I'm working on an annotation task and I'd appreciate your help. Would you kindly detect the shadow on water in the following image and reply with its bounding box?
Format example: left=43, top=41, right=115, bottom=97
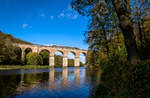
left=0, top=67, right=102, bottom=98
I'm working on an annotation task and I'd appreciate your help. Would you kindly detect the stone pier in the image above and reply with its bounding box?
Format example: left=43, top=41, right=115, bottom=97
left=49, top=52, right=55, bottom=67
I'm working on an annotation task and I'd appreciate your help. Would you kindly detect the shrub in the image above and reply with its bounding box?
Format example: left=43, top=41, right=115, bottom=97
left=92, top=59, right=150, bottom=98
left=26, top=52, right=43, bottom=65
left=39, top=50, right=49, bottom=65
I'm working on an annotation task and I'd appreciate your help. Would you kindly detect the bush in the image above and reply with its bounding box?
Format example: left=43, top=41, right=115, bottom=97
left=26, top=52, right=43, bottom=65
left=0, top=41, right=23, bottom=65
left=39, top=50, right=49, bottom=65
left=68, top=59, right=74, bottom=67
left=92, top=58, right=150, bottom=98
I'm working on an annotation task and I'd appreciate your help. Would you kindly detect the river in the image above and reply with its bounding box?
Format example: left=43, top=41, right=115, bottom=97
left=0, top=67, right=101, bottom=98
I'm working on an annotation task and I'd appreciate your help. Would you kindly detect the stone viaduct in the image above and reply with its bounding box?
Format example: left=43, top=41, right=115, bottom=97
left=15, top=44, right=87, bottom=67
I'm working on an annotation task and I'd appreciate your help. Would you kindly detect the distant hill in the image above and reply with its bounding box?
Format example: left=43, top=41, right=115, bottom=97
left=0, top=30, right=32, bottom=45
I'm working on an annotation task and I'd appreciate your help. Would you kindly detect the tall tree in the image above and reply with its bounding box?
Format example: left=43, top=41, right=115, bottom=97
left=71, top=0, right=150, bottom=64
left=85, top=1, right=119, bottom=57
left=131, top=0, right=150, bottom=46
left=110, top=0, right=139, bottom=64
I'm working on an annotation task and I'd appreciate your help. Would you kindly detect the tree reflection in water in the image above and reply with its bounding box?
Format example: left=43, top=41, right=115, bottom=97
left=0, top=74, right=21, bottom=98
left=0, top=67, right=102, bottom=98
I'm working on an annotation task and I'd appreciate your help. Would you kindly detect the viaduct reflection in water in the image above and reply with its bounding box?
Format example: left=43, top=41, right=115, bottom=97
left=62, top=67, right=68, bottom=86
left=0, top=67, right=101, bottom=97
left=16, top=67, right=81, bottom=91
left=74, top=67, right=80, bottom=85
left=48, top=67, right=81, bottom=88
left=49, top=68, right=55, bottom=88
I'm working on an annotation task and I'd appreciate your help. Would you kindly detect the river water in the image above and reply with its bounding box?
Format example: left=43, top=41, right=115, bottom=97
left=0, top=67, right=101, bottom=98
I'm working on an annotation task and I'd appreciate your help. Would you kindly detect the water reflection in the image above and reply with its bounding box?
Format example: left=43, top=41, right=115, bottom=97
left=49, top=68, right=55, bottom=88
left=0, top=67, right=102, bottom=98
left=62, top=68, right=68, bottom=86
left=74, top=67, right=80, bottom=85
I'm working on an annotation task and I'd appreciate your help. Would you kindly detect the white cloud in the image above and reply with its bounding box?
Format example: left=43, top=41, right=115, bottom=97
left=22, top=24, right=32, bottom=29
left=40, top=13, right=46, bottom=17
left=72, top=14, right=78, bottom=19
left=22, top=24, right=28, bottom=29
left=58, top=4, right=79, bottom=20
left=50, top=16, right=54, bottom=20
left=58, top=12, right=65, bottom=18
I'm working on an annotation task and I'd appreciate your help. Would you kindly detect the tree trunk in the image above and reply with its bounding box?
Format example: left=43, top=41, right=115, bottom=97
left=138, top=21, right=143, bottom=45
left=111, top=0, right=139, bottom=64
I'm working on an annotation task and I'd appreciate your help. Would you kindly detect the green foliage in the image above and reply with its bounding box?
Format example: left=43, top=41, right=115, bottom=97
left=72, top=0, right=150, bottom=64
left=86, top=49, right=101, bottom=67
left=0, top=40, right=22, bottom=65
left=40, top=50, right=49, bottom=65
left=54, top=55, right=63, bottom=67
left=0, top=31, right=33, bottom=65
left=26, top=52, right=43, bottom=65
left=0, top=65, right=50, bottom=70
left=80, top=61, right=84, bottom=66
left=138, top=17, right=150, bottom=59
left=71, top=1, right=150, bottom=97
left=68, top=58, right=84, bottom=66
left=92, top=59, right=150, bottom=98
left=54, top=56, right=84, bottom=67
left=24, top=48, right=32, bottom=64
left=86, top=32, right=127, bottom=68
left=68, top=59, right=74, bottom=66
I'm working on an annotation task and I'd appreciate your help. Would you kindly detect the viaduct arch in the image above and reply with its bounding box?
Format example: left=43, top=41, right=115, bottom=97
left=15, top=44, right=87, bottom=67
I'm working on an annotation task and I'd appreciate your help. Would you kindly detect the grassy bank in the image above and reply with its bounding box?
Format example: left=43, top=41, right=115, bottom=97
left=0, top=65, right=85, bottom=70
left=0, top=65, right=50, bottom=70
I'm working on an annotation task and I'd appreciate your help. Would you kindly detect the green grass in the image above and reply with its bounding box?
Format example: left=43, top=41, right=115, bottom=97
left=0, top=65, right=50, bottom=70
left=0, top=65, right=85, bottom=70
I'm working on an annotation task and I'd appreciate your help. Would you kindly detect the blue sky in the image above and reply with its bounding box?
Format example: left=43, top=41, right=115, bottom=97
left=0, top=0, right=89, bottom=50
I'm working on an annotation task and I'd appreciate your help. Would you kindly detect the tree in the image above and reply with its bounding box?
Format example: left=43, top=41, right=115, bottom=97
left=110, top=0, right=139, bottom=64
left=71, top=0, right=150, bottom=64
left=86, top=48, right=101, bottom=67
left=131, top=0, right=150, bottom=46
left=39, top=50, right=49, bottom=65
left=54, top=55, right=63, bottom=67
left=140, top=16, right=150, bottom=59
left=0, top=40, right=5, bottom=64
left=68, top=59, right=74, bottom=66
left=26, top=52, right=43, bottom=65
left=83, top=1, right=120, bottom=66
left=0, top=39, right=22, bottom=65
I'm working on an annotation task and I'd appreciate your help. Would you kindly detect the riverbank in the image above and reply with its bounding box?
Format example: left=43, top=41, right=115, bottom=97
left=0, top=65, right=85, bottom=70
left=0, top=65, right=51, bottom=70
